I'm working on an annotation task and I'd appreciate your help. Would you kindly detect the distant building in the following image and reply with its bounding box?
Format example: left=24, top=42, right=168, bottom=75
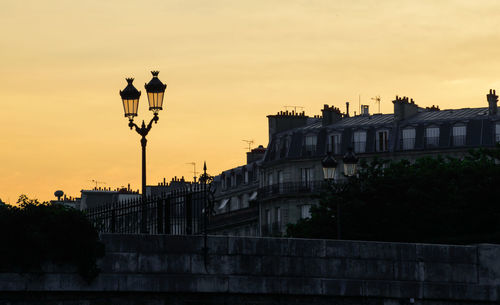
left=80, top=185, right=140, bottom=210
left=208, top=145, right=266, bottom=236
left=211, top=90, right=500, bottom=237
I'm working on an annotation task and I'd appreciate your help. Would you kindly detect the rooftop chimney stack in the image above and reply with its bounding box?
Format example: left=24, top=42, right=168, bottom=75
left=345, top=102, right=350, bottom=117
left=393, top=95, right=419, bottom=121
left=487, top=89, right=498, bottom=115
left=321, top=104, right=343, bottom=126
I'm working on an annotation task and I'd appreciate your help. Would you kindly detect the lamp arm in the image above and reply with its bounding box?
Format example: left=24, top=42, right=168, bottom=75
left=146, top=115, right=158, bottom=131
left=129, top=120, right=140, bottom=131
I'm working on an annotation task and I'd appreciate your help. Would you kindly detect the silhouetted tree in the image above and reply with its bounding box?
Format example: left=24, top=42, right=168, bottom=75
left=287, top=147, right=500, bottom=244
left=0, top=195, right=104, bottom=282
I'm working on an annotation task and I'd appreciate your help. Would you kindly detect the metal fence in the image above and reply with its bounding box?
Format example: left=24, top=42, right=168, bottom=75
left=84, top=185, right=213, bottom=235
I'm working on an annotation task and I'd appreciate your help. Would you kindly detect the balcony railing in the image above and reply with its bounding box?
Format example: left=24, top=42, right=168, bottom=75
left=353, top=141, right=366, bottom=153
left=400, top=138, right=416, bottom=150
left=452, top=135, right=466, bottom=147
left=258, top=181, right=325, bottom=200
left=425, top=136, right=439, bottom=148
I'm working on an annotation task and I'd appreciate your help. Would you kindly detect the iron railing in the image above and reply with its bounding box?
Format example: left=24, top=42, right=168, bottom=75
left=84, top=185, right=213, bottom=234
left=261, top=221, right=282, bottom=237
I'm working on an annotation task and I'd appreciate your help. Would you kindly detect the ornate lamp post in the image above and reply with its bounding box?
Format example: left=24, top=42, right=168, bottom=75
left=321, top=148, right=358, bottom=240
left=119, top=71, right=167, bottom=233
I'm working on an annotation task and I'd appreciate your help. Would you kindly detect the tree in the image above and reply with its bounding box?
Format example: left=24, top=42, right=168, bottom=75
left=287, top=147, right=500, bottom=244
left=0, top=195, right=104, bottom=282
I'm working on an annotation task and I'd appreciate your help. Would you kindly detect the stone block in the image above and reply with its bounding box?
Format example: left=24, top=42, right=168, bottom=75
left=321, top=279, right=363, bottom=296
left=0, top=273, right=27, bottom=291
left=393, top=261, right=420, bottom=281
left=137, top=253, right=166, bottom=273
left=325, top=240, right=360, bottom=258
left=159, top=235, right=204, bottom=254
left=423, top=282, right=451, bottom=300
left=287, top=238, right=325, bottom=257
left=281, top=277, right=323, bottom=295
left=416, top=244, right=476, bottom=264
left=302, top=258, right=329, bottom=277
left=477, top=244, right=500, bottom=285
left=363, top=280, right=422, bottom=299
left=325, top=258, right=345, bottom=278
left=228, top=236, right=287, bottom=256
left=190, top=254, right=232, bottom=275
left=279, top=256, right=305, bottom=277
left=260, top=255, right=282, bottom=276
left=121, top=274, right=161, bottom=291
left=165, top=254, right=191, bottom=274
left=100, top=252, right=138, bottom=273
left=227, top=275, right=281, bottom=294
left=344, top=259, right=393, bottom=280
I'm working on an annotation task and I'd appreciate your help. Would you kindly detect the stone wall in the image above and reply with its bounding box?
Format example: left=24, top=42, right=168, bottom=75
left=2, top=234, right=500, bottom=304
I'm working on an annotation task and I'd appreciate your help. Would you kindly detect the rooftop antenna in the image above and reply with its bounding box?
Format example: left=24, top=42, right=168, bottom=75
left=242, top=139, right=254, bottom=151
left=89, top=179, right=106, bottom=189
left=371, top=95, right=381, bottom=113
left=186, top=162, right=198, bottom=182
left=358, top=94, right=361, bottom=115
left=284, top=105, right=304, bottom=113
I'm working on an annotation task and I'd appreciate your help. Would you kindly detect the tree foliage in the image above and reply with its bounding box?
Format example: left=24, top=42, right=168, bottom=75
left=0, top=195, right=104, bottom=282
left=287, top=147, right=500, bottom=244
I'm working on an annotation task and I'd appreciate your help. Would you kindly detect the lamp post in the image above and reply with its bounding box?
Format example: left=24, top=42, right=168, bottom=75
left=119, top=71, right=167, bottom=233
left=322, top=147, right=358, bottom=239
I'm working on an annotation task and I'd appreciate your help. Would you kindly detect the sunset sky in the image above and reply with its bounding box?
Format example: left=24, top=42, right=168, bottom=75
left=2, top=0, right=500, bottom=203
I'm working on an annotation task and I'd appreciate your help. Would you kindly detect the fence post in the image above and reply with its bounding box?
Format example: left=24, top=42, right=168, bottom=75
left=111, top=206, right=116, bottom=233
left=157, top=197, right=164, bottom=234
left=185, top=192, right=192, bottom=235
left=165, top=197, right=171, bottom=234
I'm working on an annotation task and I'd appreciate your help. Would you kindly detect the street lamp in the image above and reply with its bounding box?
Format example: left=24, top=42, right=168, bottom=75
left=343, top=147, right=359, bottom=177
left=119, top=71, right=167, bottom=233
left=321, top=153, right=338, bottom=180
left=321, top=147, right=358, bottom=240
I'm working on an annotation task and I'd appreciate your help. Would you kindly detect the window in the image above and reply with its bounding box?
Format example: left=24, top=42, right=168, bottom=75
left=231, top=173, right=236, bottom=187
left=266, top=209, right=271, bottom=225
left=244, top=170, right=249, bottom=184
left=301, top=168, right=314, bottom=187
left=452, top=125, right=466, bottom=146
left=268, top=173, right=273, bottom=186
left=278, top=170, right=284, bottom=192
left=280, top=137, right=289, bottom=158
left=305, top=135, right=317, bottom=154
left=376, top=130, right=389, bottom=152
left=221, top=174, right=226, bottom=189
left=275, top=207, right=281, bottom=230
left=425, top=127, right=440, bottom=147
left=496, top=123, right=500, bottom=143
left=301, top=204, right=311, bottom=219
left=402, top=128, right=416, bottom=150
left=328, top=134, right=342, bottom=154
left=353, top=131, right=366, bottom=153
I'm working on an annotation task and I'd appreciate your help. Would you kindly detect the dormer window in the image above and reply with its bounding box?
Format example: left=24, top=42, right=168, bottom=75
left=402, top=128, right=416, bottom=150
left=425, top=127, right=440, bottom=148
left=304, top=134, right=317, bottom=154
left=327, top=133, right=342, bottom=154
left=452, top=125, right=466, bottom=146
left=353, top=131, right=366, bottom=153
left=280, top=137, right=290, bottom=158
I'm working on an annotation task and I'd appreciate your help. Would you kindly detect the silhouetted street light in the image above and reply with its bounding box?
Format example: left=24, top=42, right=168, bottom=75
left=119, top=71, right=167, bottom=233
left=321, top=147, right=358, bottom=240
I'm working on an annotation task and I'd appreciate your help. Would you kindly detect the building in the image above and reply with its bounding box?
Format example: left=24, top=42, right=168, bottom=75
left=80, top=185, right=141, bottom=210
left=258, top=90, right=500, bottom=236
left=208, top=145, right=266, bottom=236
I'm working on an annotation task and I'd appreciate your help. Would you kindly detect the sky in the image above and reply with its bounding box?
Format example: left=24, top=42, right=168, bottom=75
left=1, top=0, right=500, bottom=203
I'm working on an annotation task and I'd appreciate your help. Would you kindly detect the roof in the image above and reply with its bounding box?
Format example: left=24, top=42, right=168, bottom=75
left=406, top=107, right=490, bottom=123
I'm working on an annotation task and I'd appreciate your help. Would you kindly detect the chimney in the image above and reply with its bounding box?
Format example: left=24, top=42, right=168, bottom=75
left=345, top=102, right=350, bottom=117
left=361, top=105, right=369, bottom=116
left=487, top=89, right=498, bottom=115
left=321, top=104, right=343, bottom=126
left=267, top=110, right=309, bottom=142
left=393, top=96, right=419, bottom=121
left=247, top=145, right=267, bottom=164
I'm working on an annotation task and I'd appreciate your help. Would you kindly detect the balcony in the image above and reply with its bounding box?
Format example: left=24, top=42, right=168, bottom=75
left=452, top=135, right=466, bottom=147
left=400, top=138, right=416, bottom=150
left=353, top=141, right=366, bottom=153
left=258, top=181, right=325, bottom=201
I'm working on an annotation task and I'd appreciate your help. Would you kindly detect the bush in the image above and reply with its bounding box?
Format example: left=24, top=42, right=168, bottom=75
left=0, top=195, right=105, bottom=282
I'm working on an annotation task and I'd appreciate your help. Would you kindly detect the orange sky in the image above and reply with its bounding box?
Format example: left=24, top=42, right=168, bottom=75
left=2, top=0, right=500, bottom=203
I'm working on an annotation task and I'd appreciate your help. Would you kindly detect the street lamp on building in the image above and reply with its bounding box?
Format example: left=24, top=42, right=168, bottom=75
left=321, top=153, right=338, bottom=181
left=119, top=71, right=167, bottom=233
